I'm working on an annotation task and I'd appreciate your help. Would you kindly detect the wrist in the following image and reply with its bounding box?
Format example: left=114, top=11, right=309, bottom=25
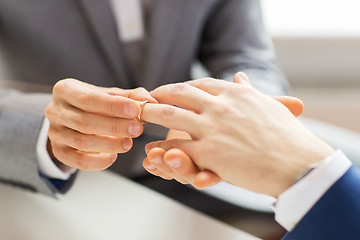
left=272, top=136, right=335, bottom=198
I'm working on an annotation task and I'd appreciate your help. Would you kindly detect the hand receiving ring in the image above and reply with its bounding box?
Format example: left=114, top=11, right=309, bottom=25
left=137, top=100, right=149, bottom=124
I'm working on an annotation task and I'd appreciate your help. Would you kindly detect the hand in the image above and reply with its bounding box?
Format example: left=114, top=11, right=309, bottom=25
left=143, top=74, right=305, bottom=189
left=139, top=73, right=334, bottom=197
left=142, top=129, right=221, bottom=189
left=45, top=79, right=157, bottom=171
left=142, top=73, right=304, bottom=189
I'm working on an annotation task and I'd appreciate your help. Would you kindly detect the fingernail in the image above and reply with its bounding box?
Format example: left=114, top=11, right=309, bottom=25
left=124, top=103, right=138, bottom=117
left=167, top=158, right=182, bottom=169
left=128, top=124, right=142, bottom=137
left=146, top=164, right=157, bottom=170
left=112, top=153, right=118, bottom=162
left=150, top=156, right=163, bottom=165
left=145, top=144, right=152, bottom=153
left=239, top=72, right=249, bottom=81
left=124, top=138, right=132, bottom=150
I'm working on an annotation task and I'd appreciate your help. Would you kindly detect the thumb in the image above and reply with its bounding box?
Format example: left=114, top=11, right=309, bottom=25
left=274, top=96, right=304, bottom=117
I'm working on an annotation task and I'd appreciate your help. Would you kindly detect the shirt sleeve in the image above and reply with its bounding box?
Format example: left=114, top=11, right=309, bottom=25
left=36, top=118, right=77, bottom=180
left=272, top=150, right=352, bottom=231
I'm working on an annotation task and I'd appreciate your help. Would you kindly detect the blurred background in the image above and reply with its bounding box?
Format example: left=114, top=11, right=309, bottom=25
left=262, top=0, right=360, bottom=133
left=1, top=0, right=359, bottom=133
left=0, top=1, right=358, bottom=240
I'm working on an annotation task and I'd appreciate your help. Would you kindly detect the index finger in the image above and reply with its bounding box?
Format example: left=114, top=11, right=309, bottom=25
left=53, top=79, right=140, bottom=118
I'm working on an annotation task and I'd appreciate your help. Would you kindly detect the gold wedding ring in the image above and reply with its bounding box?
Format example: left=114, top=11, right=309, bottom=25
left=137, top=100, right=149, bottom=124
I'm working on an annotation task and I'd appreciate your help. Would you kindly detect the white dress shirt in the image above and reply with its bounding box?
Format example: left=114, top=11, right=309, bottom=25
left=273, top=150, right=352, bottom=231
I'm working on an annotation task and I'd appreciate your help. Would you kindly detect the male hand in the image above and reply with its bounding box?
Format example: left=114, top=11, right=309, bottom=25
left=138, top=73, right=333, bottom=197
left=45, top=79, right=157, bottom=171
left=142, top=73, right=304, bottom=189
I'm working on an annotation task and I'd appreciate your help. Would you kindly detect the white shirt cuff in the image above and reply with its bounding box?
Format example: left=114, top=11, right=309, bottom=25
left=272, top=150, right=352, bottom=231
left=36, top=118, right=76, bottom=180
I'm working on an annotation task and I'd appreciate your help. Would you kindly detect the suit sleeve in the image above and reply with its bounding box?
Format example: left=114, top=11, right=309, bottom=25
left=199, top=0, right=289, bottom=96
left=283, top=165, right=360, bottom=240
left=0, top=88, right=58, bottom=196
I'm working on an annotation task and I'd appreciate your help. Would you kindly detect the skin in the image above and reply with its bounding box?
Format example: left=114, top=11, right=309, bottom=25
left=45, top=78, right=157, bottom=171
left=142, top=73, right=305, bottom=189
left=139, top=73, right=335, bottom=197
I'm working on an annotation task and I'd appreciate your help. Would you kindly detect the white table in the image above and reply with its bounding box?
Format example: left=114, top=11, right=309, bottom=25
left=0, top=171, right=259, bottom=240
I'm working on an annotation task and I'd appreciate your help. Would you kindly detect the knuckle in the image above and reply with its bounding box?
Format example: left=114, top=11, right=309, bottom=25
left=53, top=79, right=67, bottom=94
left=50, top=143, right=65, bottom=162
left=47, top=125, right=57, bottom=140
left=44, top=104, right=53, bottom=119
left=74, top=116, right=90, bottom=133
left=45, top=102, right=61, bottom=122
left=209, top=101, right=232, bottom=115
left=110, top=122, right=122, bottom=136
left=78, top=91, right=92, bottom=108
left=226, top=84, right=251, bottom=97
left=172, top=83, right=187, bottom=95
left=53, top=78, right=76, bottom=95
left=194, top=77, right=215, bottom=88
left=202, top=97, right=217, bottom=108
left=138, top=87, right=151, bottom=98
left=201, top=77, right=216, bottom=82
left=160, top=106, right=175, bottom=121
left=73, top=134, right=88, bottom=150
left=47, top=127, right=66, bottom=147
left=106, top=97, right=118, bottom=115
left=135, top=87, right=147, bottom=93
left=201, top=119, right=218, bottom=133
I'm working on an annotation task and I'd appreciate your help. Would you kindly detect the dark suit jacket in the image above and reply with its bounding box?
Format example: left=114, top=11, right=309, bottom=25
left=0, top=0, right=287, bottom=195
left=283, top=165, right=360, bottom=240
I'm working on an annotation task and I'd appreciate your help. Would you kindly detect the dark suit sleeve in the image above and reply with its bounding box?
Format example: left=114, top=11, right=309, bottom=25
left=199, top=0, right=289, bottom=96
left=283, top=165, right=360, bottom=240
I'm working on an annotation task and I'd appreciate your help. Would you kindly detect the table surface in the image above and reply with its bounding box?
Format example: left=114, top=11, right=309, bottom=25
left=0, top=171, right=259, bottom=240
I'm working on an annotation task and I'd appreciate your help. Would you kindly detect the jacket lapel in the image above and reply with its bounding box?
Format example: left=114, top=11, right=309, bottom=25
left=76, top=0, right=131, bottom=88
left=142, top=0, right=187, bottom=90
